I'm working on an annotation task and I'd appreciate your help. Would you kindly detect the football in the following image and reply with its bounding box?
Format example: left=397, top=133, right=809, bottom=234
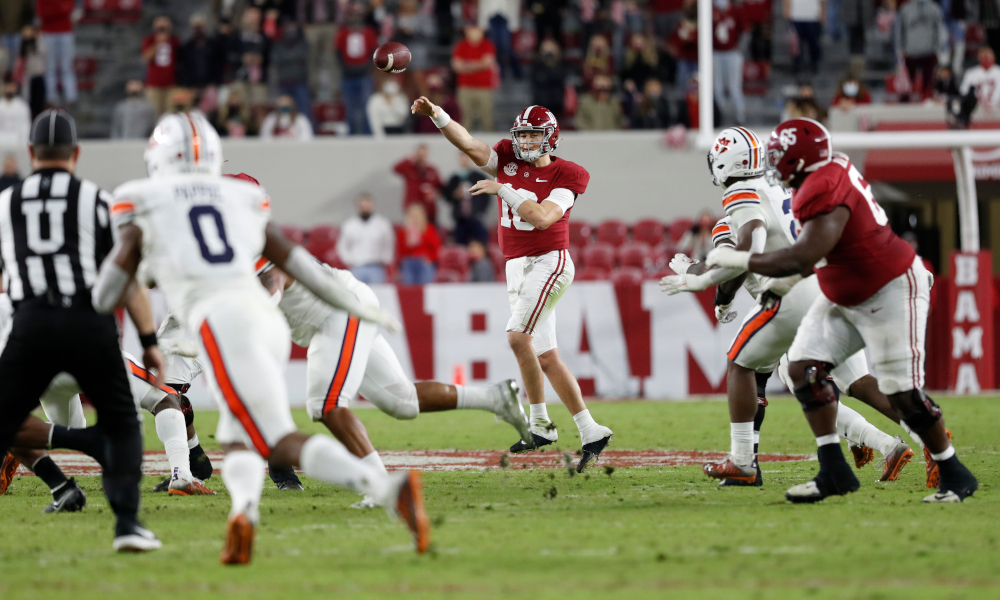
left=373, top=42, right=411, bottom=73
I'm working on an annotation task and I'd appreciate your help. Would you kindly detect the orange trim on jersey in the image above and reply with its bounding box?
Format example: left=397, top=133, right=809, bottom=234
left=722, top=192, right=760, bottom=208
left=323, top=316, right=361, bottom=415
left=185, top=114, right=201, bottom=162
left=111, top=202, right=135, bottom=215
left=261, top=197, right=271, bottom=210
left=199, top=321, right=271, bottom=458
left=726, top=299, right=781, bottom=362
left=126, top=359, right=175, bottom=395
left=712, top=225, right=731, bottom=236
left=255, top=257, right=270, bottom=272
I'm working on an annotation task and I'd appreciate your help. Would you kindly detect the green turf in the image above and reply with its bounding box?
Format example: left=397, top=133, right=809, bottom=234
left=2, top=396, right=998, bottom=600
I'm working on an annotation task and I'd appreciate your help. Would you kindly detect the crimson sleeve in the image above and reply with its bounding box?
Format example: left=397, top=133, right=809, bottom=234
left=557, top=163, right=590, bottom=196
left=791, top=172, right=837, bottom=223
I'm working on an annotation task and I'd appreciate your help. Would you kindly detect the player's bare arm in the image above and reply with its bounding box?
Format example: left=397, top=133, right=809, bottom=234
left=707, top=207, right=850, bottom=277
left=469, top=179, right=565, bottom=230
left=122, top=281, right=166, bottom=386
left=92, top=222, right=144, bottom=312
left=261, top=223, right=400, bottom=331
left=660, top=220, right=764, bottom=295
left=411, top=96, right=492, bottom=166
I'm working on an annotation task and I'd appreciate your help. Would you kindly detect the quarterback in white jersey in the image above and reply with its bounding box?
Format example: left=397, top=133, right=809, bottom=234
left=660, top=128, right=914, bottom=486
left=91, top=112, right=430, bottom=564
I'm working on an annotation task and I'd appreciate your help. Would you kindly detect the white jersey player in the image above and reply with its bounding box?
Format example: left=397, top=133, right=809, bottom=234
left=661, top=127, right=914, bottom=486
left=91, top=112, right=430, bottom=564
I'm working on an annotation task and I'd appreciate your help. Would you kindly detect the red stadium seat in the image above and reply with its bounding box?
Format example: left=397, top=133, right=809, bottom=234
left=609, top=267, right=644, bottom=286
left=280, top=225, right=305, bottom=245
left=569, top=221, right=593, bottom=247
left=567, top=244, right=583, bottom=268
left=306, top=225, right=339, bottom=257
left=320, top=247, right=348, bottom=270
left=575, top=266, right=610, bottom=281
left=632, top=219, right=666, bottom=247
left=669, top=218, right=693, bottom=243
left=617, top=242, right=652, bottom=270
left=581, top=243, right=615, bottom=271
left=596, top=219, right=629, bottom=247
left=438, top=245, right=471, bottom=274
left=435, top=268, right=467, bottom=283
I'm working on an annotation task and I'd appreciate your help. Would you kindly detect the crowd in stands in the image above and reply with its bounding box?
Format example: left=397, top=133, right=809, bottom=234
left=0, top=0, right=998, bottom=140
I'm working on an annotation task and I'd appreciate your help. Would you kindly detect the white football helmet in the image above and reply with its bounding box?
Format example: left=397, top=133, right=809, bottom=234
left=144, top=111, right=222, bottom=178
left=706, top=127, right=766, bottom=187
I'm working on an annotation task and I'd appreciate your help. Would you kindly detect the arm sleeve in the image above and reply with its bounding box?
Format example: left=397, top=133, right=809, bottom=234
left=544, top=188, right=575, bottom=215
left=479, top=149, right=499, bottom=178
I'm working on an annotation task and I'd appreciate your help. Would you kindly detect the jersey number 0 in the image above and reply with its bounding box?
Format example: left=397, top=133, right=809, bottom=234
left=189, top=206, right=234, bottom=263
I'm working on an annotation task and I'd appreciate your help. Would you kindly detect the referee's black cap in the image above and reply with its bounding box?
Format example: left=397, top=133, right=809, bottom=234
left=30, top=109, right=78, bottom=148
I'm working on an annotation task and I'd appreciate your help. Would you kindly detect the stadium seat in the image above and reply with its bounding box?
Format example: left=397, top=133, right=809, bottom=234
left=320, top=247, right=347, bottom=270
left=575, top=266, right=610, bottom=281
left=596, top=219, right=629, bottom=247
left=669, top=218, right=693, bottom=243
left=568, top=244, right=583, bottom=267
left=632, top=219, right=665, bottom=247
left=609, top=267, right=644, bottom=286
left=280, top=225, right=305, bottom=245
left=435, top=268, right=467, bottom=283
left=306, top=225, right=338, bottom=257
left=313, top=102, right=347, bottom=136
left=617, top=242, right=652, bottom=270
left=581, top=243, right=615, bottom=271
left=569, top=221, right=593, bottom=247
left=438, top=245, right=471, bottom=274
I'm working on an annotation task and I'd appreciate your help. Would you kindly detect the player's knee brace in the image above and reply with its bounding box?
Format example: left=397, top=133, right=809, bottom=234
left=792, top=362, right=838, bottom=412
left=893, top=389, right=941, bottom=434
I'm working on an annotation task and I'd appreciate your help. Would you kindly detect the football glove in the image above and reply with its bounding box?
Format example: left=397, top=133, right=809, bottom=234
left=669, top=253, right=699, bottom=275
left=715, top=302, right=737, bottom=324
left=706, top=247, right=751, bottom=270
left=660, top=273, right=711, bottom=295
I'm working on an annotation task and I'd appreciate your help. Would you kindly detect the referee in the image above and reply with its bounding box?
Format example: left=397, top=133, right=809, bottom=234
left=0, top=110, right=161, bottom=552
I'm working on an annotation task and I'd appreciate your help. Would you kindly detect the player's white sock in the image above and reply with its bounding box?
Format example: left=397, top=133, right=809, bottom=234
left=299, top=435, right=391, bottom=503
left=221, top=451, right=265, bottom=523
left=529, top=403, right=550, bottom=427
left=836, top=403, right=898, bottom=457
left=455, top=385, right=499, bottom=411
left=899, top=421, right=925, bottom=450
left=930, top=445, right=955, bottom=461
left=572, top=408, right=597, bottom=435
left=361, top=450, right=388, bottom=476
left=188, top=432, right=200, bottom=450
left=730, top=422, right=755, bottom=467
left=816, top=433, right=840, bottom=447
left=155, top=409, right=193, bottom=481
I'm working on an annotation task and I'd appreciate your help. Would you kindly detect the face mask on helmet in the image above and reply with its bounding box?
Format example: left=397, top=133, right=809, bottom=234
left=512, top=128, right=551, bottom=162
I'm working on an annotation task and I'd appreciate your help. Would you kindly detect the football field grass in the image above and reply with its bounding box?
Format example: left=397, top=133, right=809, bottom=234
left=2, top=396, right=998, bottom=600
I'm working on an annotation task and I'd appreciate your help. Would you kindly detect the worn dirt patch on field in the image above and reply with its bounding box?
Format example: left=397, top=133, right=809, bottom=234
left=18, top=449, right=813, bottom=476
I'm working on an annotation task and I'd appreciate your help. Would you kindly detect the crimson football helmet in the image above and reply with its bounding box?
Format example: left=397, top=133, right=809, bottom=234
left=224, top=172, right=261, bottom=186
left=765, top=118, right=832, bottom=186
left=510, top=105, right=559, bottom=162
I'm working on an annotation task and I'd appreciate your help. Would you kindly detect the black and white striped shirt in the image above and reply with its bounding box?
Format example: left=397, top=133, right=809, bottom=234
left=0, top=168, right=113, bottom=305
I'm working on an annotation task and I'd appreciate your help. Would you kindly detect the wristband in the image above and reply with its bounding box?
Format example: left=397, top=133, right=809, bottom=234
left=139, top=332, right=158, bottom=349
left=497, top=184, right=526, bottom=212
left=431, top=109, right=451, bottom=128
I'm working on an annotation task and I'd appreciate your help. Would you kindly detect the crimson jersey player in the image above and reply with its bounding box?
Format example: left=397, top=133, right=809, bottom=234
left=411, top=99, right=613, bottom=471
left=707, top=118, right=978, bottom=504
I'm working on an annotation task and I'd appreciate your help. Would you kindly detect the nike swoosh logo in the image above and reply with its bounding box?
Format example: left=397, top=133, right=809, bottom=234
left=536, top=179, right=548, bottom=183
left=871, top=307, right=883, bottom=313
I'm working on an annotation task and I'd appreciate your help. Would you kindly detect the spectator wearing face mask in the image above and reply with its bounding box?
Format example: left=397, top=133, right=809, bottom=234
left=335, top=2, right=379, bottom=135
left=336, top=194, right=396, bottom=284
left=530, top=40, right=568, bottom=119
left=260, top=94, right=314, bottom=140
left=468, top=239, right=495, bottom=282
left=442, top=152, right=489, bottom=245
left=0, top=153, right=20, bottom=192
left=110, top=79, right=157, bottom=139
left=631, top=78, right=672, bottom=129
left=713, top=0, right=746, bottom=125
left=895, top=0, right=946, bottom=101
left=177, top=14, right=223, bottom=95
left=413, top=71, right=461, bottom=134
left=576, top=74, right=624, bottom=131
left=394, top=143, right=443, bottom=223
left=0, top=78, right=30, bottom=146
left=367, top=79, right=410, bottom=138
left=232, top=7, right=272, bottom=108
left=961, top=47, right=1000, bottom=112
left=621, top=33, right=660, bottom=91
left=142, top=15, right=181, bottom=117
left=212, top=88, right=257, bottom=137
left=397, top=203, right=442, bottom=285
left=830, top=74, right=871, bottom=110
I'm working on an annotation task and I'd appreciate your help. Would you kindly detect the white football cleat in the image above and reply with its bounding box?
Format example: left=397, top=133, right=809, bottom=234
left=494, top=379, right=532, bottom=445
left=350, top=495, right=380, bottom=509
left=113, top=525, right=162, bottom=553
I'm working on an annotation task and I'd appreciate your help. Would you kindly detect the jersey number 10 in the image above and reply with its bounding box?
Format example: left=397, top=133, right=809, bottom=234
left=189, top=206, right=234, bottom=263
left=499, top=188, right=538, bottom=231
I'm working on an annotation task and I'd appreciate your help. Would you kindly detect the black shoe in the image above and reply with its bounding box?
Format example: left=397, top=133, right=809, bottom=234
left=577, top=432, right=613, bottom=473
left=152, top=477, right=171, bottom=493
left=43, top=478, right=87, bottom=513
left=269, top=464, right=304, bottom=491
left=113, top=520, right=162, bottom=552
left=719, top=460, right=763, bottom=487
left=189, top=445, right=214, bottom=480
left=509, top=432, right=556, bottom=454
left=924, top=457, right=978, bottom=503
left=785, top=466, right=860, bottom=503
left=275, top=478, right=304, bottom=491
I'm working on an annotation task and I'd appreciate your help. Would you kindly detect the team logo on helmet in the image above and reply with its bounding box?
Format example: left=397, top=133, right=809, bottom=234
left=504, top=162, right=518, bottom=177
